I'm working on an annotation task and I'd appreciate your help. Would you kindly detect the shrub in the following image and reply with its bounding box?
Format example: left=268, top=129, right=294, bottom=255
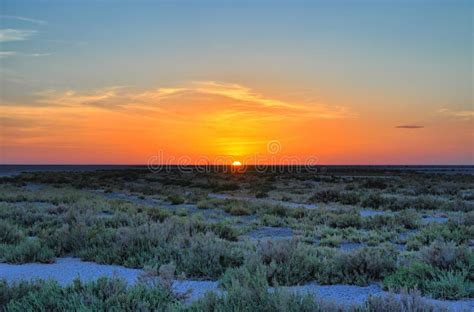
left=0, top=220, right=23, bottom=244
left=167, top=194, right=185, bottom=205
left=425, top=270, right=473, bottom=300
left=200, top=265, right=328, bottom=312
left=227, top=205, right=252, bottom=216
left=196, top=200, right=211, bottom=209
left=319, top=235, right=342, bottom=248
left=219, top=200, right=255, bottom=216
left=146, top=207, right=171, bottom=222
left=420, top=240, right=457, bottom=270
left=338, top=192, right=360, bottom=205
left=177, top=233, right=245, bottom=278
left=383, top=261, right=473, bottom=300
left=395, top=210, right=420, bottom=229
left=361, top=194, right=387, bottom=209
left=0, top=240, right=55, bottom=264
left=327, top=213, right=362, bottom=228
left=310, top=190, right=340, bottom=203
left=366, top=289, right=439, bottom=312
left=362, top=179, right=388, bottom=190
left=214, top=183, right=240, bottom=191
left=450, top=199, right=473, bottom=212
left=406, top=222, right=471, bottom=251
left=74, top=219, right=246, bottom=277
left=363, top=215, right=395, bottom=230
left=462, top=210, right=474, bottom=226
left=410, top=196, right=445, bottom=211
left=0, top=278, right=177, bottom=310
left=383, top=262, right=436, bottom=293
left=322, top=246, right=398, bottom=285
left=254, top=239, right=323, bottom=285
left=207, top=223, right=239, bottom=241
left=263, top=205, right=288, bottom=217
left=220, top=262, right=269, bottom=290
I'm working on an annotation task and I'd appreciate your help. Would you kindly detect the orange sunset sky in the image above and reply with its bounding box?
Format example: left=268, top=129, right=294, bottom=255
left=1, top=1, right=472, bottom=165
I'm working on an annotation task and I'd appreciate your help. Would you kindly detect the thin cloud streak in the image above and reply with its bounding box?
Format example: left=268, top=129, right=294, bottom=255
left=0, top=15, right=47, bottom=25
left=395, top=125, right=424, bottom=129
left=0, top=51, right=17, bottom=58
left=15, top=82, right=355, bottom=119
left=193, top=81, right=299, bottom=109
left=0, top=51, right=51, bottom=58
left=0, top=29, right=37, bottom=42
left=437, top=108, right=474, bottom=120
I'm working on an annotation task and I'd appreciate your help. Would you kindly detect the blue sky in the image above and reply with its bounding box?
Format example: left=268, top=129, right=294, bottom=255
left=2, top=1, right=471, bottom=101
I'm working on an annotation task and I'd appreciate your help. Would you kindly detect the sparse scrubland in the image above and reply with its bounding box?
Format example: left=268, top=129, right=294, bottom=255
left=0, top=167, right=472, bottom=310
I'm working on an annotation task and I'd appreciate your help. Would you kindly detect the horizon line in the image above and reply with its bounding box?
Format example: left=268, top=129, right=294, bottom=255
left=1, top=163, right=473, bottom=167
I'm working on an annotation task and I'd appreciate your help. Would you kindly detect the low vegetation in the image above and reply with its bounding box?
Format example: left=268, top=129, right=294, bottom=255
left=0, top=166, right=472, bottom=309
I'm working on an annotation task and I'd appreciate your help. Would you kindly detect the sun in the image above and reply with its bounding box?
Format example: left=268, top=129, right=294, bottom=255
left=232, top=160, right=242, bottom=167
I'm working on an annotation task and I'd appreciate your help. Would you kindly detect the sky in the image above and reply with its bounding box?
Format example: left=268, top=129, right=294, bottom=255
left=0, top=0, right=472, bottom=165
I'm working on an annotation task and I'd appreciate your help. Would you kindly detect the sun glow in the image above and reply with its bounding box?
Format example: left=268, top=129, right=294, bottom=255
left=232, top=161, right=242, bottom=167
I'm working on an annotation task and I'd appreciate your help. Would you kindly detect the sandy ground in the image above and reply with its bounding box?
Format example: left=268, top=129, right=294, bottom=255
left=1, top=258, right=472, bottom=310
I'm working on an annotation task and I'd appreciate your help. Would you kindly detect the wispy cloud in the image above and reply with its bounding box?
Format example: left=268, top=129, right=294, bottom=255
left=437, top=108, right=473, bottom=120
left=25, top=81, right=355, bottom=119
left=35, top=87, right=129, bottom=108
left=395, top=125, right=424, bottom=129
left=0, top=29, right=37, bottom=42
left=28, top=53, right=51, bottom=57
left=0, top=51, right=51, bottom=58
left=0, top=51, right=17, bottom=58
left=191, top=81, right=355, bottom=119
left=193, top=81, right=299, bottom=109
left=0, top=15, right=47, bottom=25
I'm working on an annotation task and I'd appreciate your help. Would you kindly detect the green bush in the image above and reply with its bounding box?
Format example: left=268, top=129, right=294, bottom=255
left=463, top=210, right=474, bottom=226
left=361, top=193, right=387, bottom=209
left=167, top=194, right=185, bottom=205
left=0, top=220, right=23, bottom=244
left=227, top=205, right=252, bottom=216
left=220, top=201, right=255, bottom=216
left=406, top=223, right=471, bottom=250
left=254, top=239, right=324, bottom=285
left=262, top=204, right=289, bottom=218
left=383, top=260, right=473, bottom=300
left=146, top=207, right=172, bottom=222
left=319, top=235, right=342, bottom=248
left=177, top=233, right=245, bottom=278
left=327, top=213, right=362, bottom=229
left=366, top=289, right=439, bottom=312
left=76, top=220, right=246, bottom=278
left=383, top=262, right=435, bottom=293
left=420, top=240, right=458, bottom=270
left=197, top=265, right=325, bottom=312
left=0, top=278, right=178, bottom=310
left=363, top=215, right=395, bottom=230
left=322, top=246, right=397, bottom=285
left=0, top=240, right=55, bottom=264
left=362, top=179, right=388, bottom=190
left=426, top=270, right=473, bottom=300
left=395, top=209, right=420, bottom=229
left=214, top=183, right=240, bottom=191
left=310, top=190, right=340, bottom=203
left=338, top=192, right=360, bottom=205
left=207, top=223, right=239, bottom=241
